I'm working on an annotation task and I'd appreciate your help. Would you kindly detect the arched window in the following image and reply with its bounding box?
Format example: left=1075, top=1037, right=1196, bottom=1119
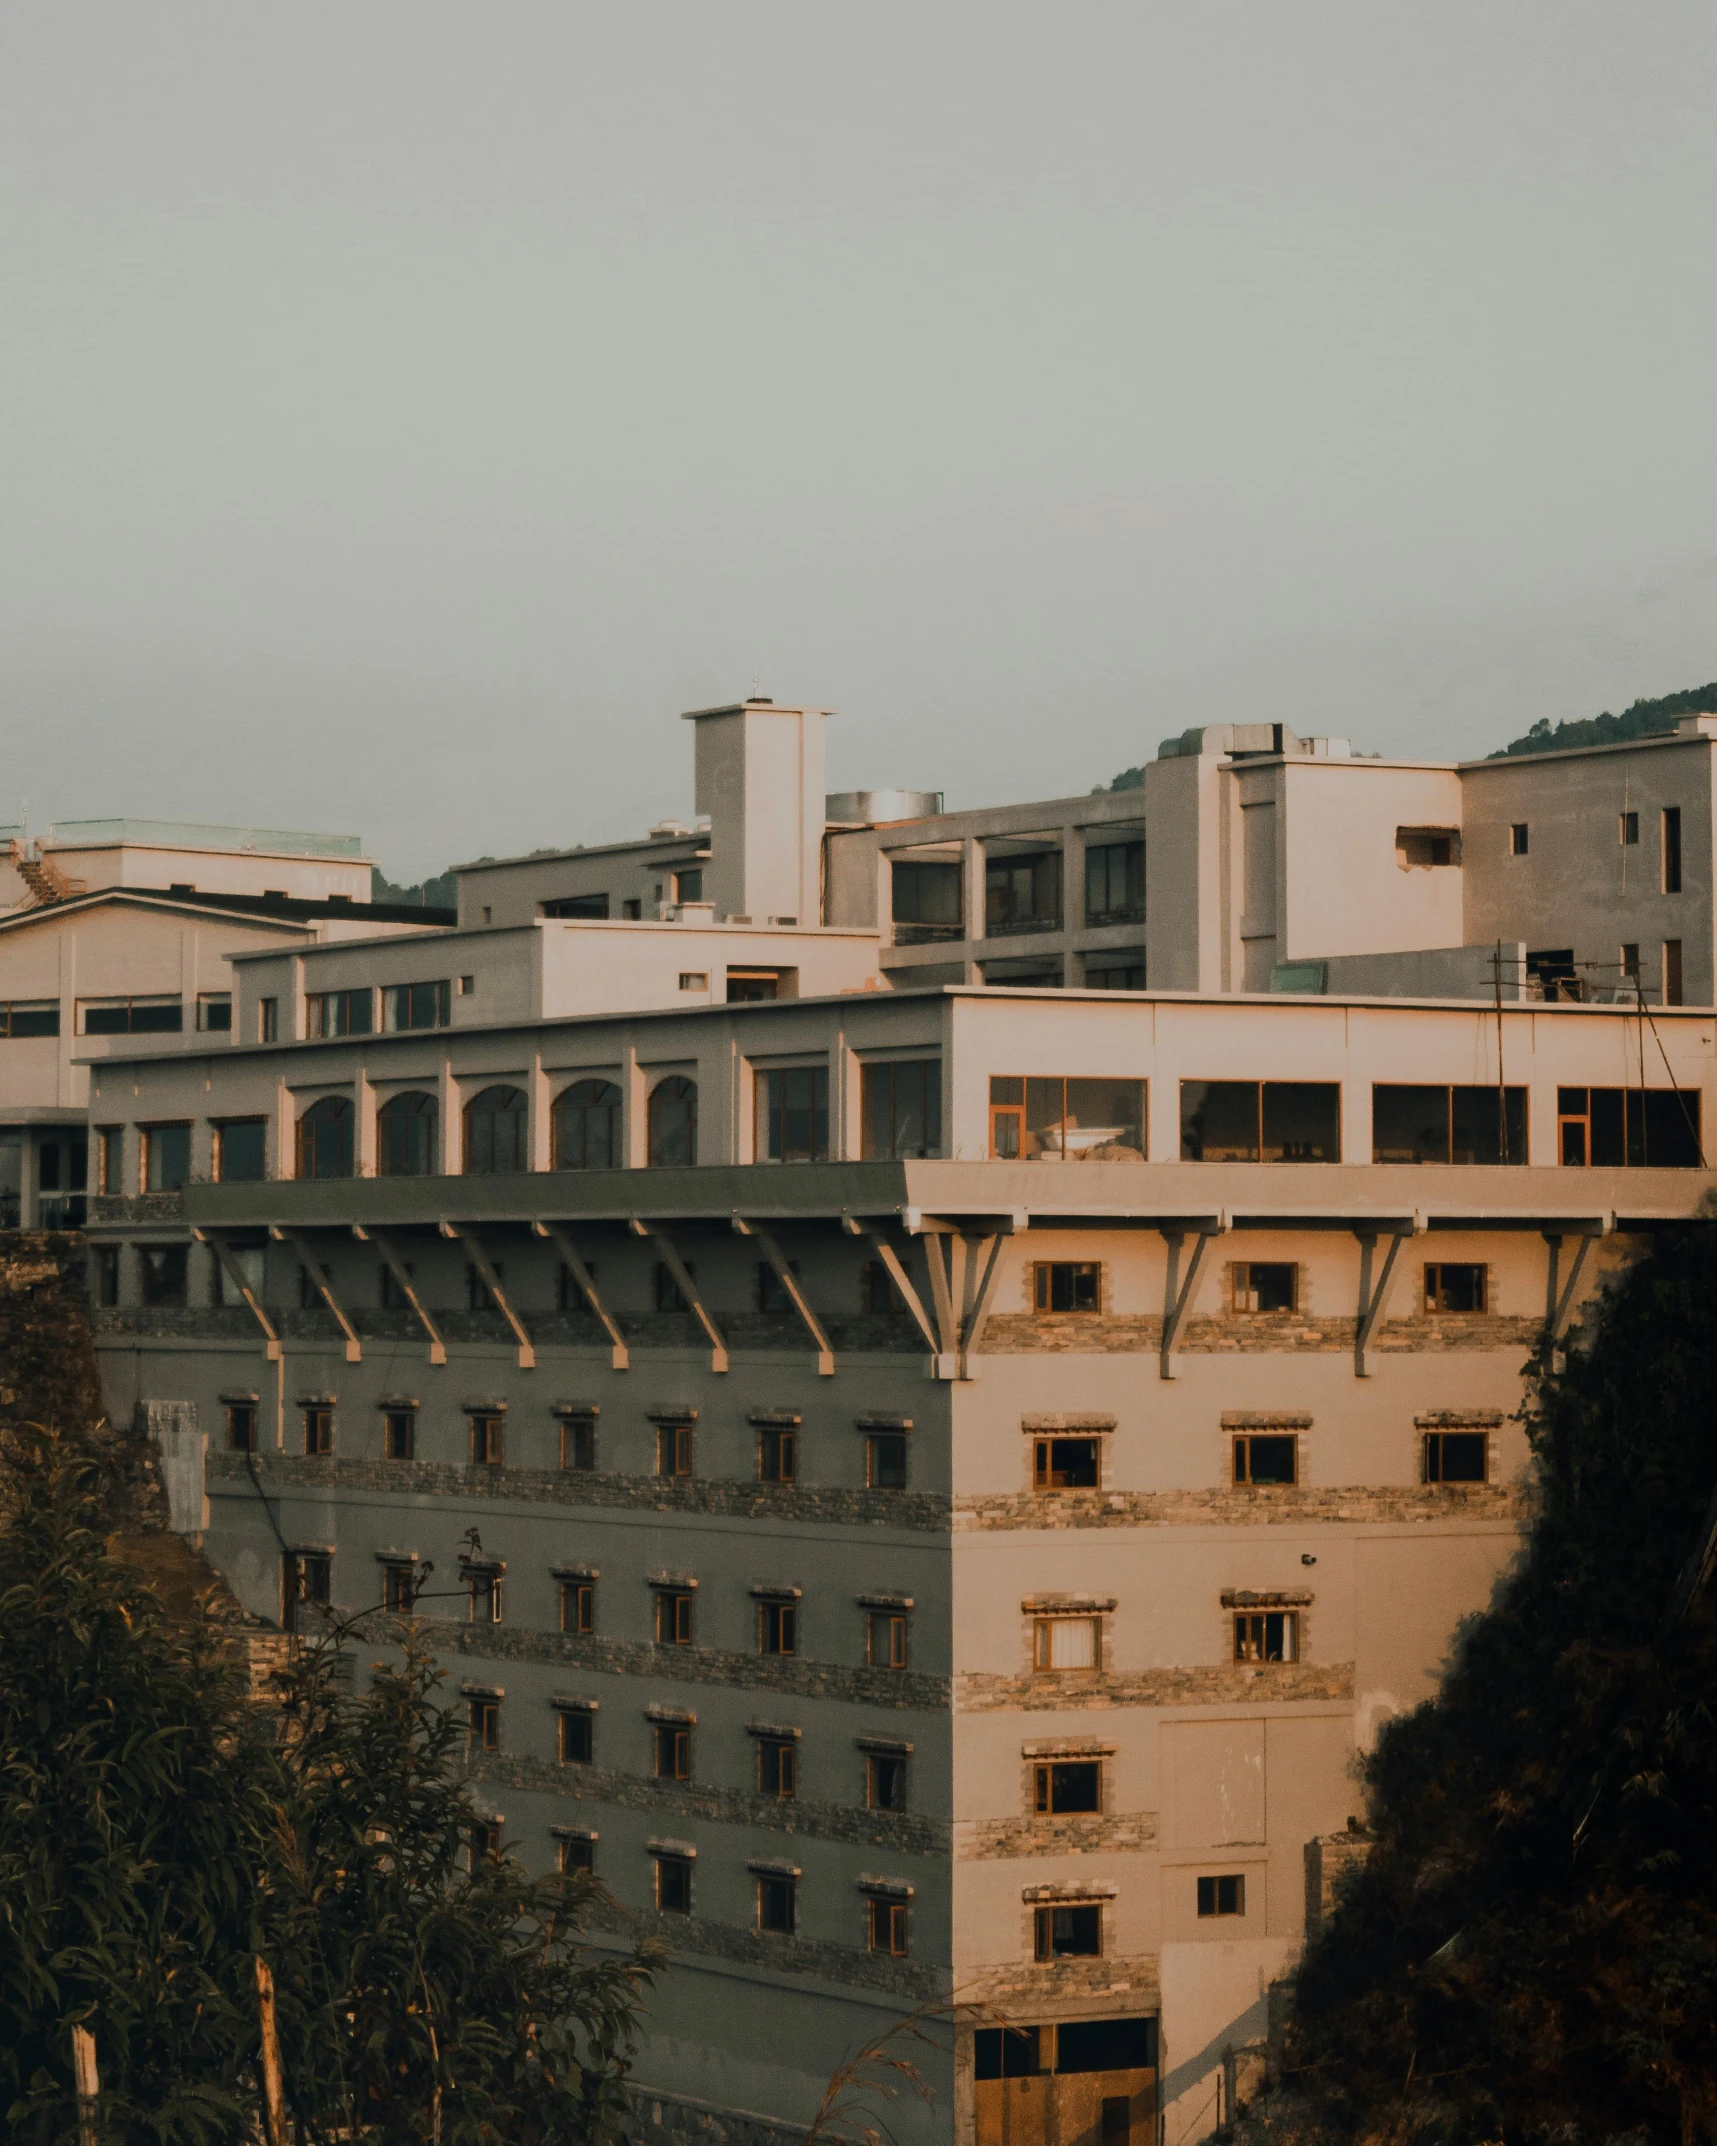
left=377, top=1090, right=439, bottom=1176
left=647, top=1076, right=698, bottom=1167
left=464, top=1085, right=529, bottom=1175
left=297, top=1096, right=353, bottom=1180
left=553, top=1078, right=623, bottom=1170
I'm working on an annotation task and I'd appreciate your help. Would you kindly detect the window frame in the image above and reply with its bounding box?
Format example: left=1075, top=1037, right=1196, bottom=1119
left=859, top=1059, right=942, bottom=1160
left=1180, top=1079, right=1342, bottom=1164
left=756, top=1424, right=797, bottom=1483
left=1033, top=1759, right=1102, bottom=1815
left=865, top=1430, right=909, bottom=1489
left=757, top=1597, right=798, bottom=1657
left=302, top=1405, right=333, bottom=1457
left=1231, top=1261, right=1297, bottom=1314
left=1196, top=1874, right=1246, bottom=1918
left=755, top=1872, right=797, bottom=1936
left=653, top=1851, right=693, bottom=1915
left=652, top=1721, right=691, bottom=1781
left=557, top=1707, right=594, bottom=1766
left=1424, top=1262, right=1488, bottom=1314
left=754, top=1063, right=831, bottom=1164
left=1423, top=1429, right=1490, bottom=1483
left=1033, top=1436, right=1100, bottom=1492
left=756, top=1736, right=798, bottom=1800
left=559, top=1578, right=596, bottom=1634
left=382, top=1409, right=416, bottom=1460
left=867, top=1895, right=910, bottom=1956
left=866, top=1607, right=910, bottom=1670
left=654, top=1588, right=695, bottom=1646
left=1032, top=1614, right=1101, bottom=1673
left=469, top=1413, right=505, bottom=1466
left=1033, top=1261, right=1100, bottom=1314
left=1232, top=1609, right=1298, bottom=1663
left=551, top=1078, right=623, bottom=1171
left=1231, top=1433, right=1299, bottom=1487
left=1034, top=1902, right=1102, bottom=1960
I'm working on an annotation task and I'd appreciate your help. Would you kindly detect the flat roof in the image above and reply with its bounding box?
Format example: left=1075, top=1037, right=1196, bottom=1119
left=43, top=818, right=367, bottom=859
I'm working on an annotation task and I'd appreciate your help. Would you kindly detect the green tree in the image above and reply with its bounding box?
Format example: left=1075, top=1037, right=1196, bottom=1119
left=0, top=1431, right=653, bottom=2143
left=1280, top=1223, right=1717, bottom=2144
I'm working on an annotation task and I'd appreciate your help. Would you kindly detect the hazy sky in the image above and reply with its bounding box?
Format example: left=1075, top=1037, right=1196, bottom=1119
left=3, top=4, right=1713, bottom=876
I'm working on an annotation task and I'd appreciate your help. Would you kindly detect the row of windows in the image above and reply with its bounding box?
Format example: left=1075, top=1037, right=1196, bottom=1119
left=108, top=1069, right=1701, bottom=1192
left=1036, top=1257, right=1496, bottom=1317
left=0, top=994, right=235, bottom=1040
left=1508, top=806, right=1683, bottom=895
left=890, top=841, right=1147, bottom=943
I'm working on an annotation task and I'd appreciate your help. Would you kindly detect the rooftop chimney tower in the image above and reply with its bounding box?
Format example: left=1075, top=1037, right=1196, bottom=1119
left=683, top=698, right=829, bottom=925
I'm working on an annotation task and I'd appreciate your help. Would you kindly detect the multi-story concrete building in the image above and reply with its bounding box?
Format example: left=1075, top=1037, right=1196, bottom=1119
left=0, top=820, right=449, bottom=1225
left=72, top=699, right=1716, bottom=2143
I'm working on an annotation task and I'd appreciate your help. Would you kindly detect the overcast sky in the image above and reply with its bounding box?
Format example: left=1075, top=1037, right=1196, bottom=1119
left=2, top=4, right=1712, bottom=876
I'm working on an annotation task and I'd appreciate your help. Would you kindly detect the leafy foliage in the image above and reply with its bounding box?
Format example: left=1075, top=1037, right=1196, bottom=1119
left=0, top=1431, right=654, bottom=2144
left=1489, top=682, right=1717, bottom=760
left=371, top=868, right=459, bottom=913
left=1281, top=1224, right=1717, bottom=2144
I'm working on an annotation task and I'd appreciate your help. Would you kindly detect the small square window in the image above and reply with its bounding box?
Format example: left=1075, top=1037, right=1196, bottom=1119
left=867, top=1896, right=909, bottom=1956
left=866, top=1609, right=909, bottom=1669
left=1034, top=1760, right=1100, bottom=1814
left=1034, top=1437, right=1098, bottom=1491
left=467, top=1698, right=501, bottom=1752
left=655, top=1589, right=694, bottom=1645
left=1620, top=811, right=1639, bottom=846
left=303, top=1406, right=333, bottom=1457
left=226, top=1402, right=257, bottom=1452
left=1510, top=823, right=1529, bottom=857
left=678, top=972, right=708, bottom=991
left=1233, top=1262, right=1296, bottom=1313
left=864, top=1752, right=907, bottom=1811
left=558, top=1835, right=595, bottom=1875
left=470, top=1414, right=504, bottom=1466
left=652, top=1722, right=691, bottom=1780
left=756, top=1873, right=796, bottom=1935
left=560, top=1579, right=595, bottom=1633
left=757, top=1737, right=798, bottom=1799
left=561, top=1415, right=598, bottom=1471
left=757, top=1426, right=797, bottom=1483
left=1232, top=1434, right=1298, bottom=1486
left=140, top=1244, right=189, bottom=1308
left=654, top=1852, right=693, bottom=1914
left=1233, top=1611, right=1297, bottom=1663
left=382, top=1563, right=417, bottom=1612
left=1424, top=1430, right=1489, bottom=1483
left=558, top=1709, right=594, bottom=1765
left=1425, top=1263, right=1486, bottom=1313
left=383, top=1409, right=415, bottom=1460
left=1034, top=1903, right=1101, bottom=1959
left=657, top=1423, right=695, bottom=1477
left=1033, top=1616, right=1100, bottom=1671
left=1197, top=1874, right=1246, bottom=1918
left=1034, top=1261, right=1099, bottom=1313
left=866, top=1432, right=908, bottom=1489
left=758, top=1598, right=798, bottom=1656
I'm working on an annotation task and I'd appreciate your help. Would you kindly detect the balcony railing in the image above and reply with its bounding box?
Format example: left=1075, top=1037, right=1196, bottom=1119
left=892, top=922, right=965, bottom=945
left=986, top=913, right=1062, bottom=939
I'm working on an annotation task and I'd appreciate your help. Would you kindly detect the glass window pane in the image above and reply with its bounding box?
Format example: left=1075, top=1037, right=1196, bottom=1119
left=216, top=1120, right=267, bottom=1182
left=1591, top=1089, right=1626, bottom=1166
left=1372, top=1085, right=1448, bottom=1164
left=1261, top=1083, right=1340, bottom=1163
left=1449, top=1086, right=1527, bottom=1165
left=1047, top=1618, right=1096, bottom=1669
left=1063, top=1079, right=1145, bottom=1160
left=1637, top=1089, right=1703, bottom=1168
left=1180, top=1081, right=1259, bottom=1162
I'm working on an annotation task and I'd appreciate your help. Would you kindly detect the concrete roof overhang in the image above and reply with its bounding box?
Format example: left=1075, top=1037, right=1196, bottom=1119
left=175, top=1158, right=1715, bottom=1239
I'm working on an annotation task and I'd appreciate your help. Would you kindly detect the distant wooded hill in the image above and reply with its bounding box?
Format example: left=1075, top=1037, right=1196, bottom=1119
left=1098, top=682, right=1717, bottom=793
left=371, top=868, right=458, bottom=909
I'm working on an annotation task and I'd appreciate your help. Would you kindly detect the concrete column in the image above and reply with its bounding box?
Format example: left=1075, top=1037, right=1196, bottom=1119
left=353, top=1061, right=374, bottom=1176
left=438, top=1055, right=459, bottom=1176
left=1062, top=823, right=1087, bottom=984
left=623, top=1039, right=646, bottom=1167
left=960, top=837, right=986, bottom=985
left=529, top=1047, right=551, bottom=1170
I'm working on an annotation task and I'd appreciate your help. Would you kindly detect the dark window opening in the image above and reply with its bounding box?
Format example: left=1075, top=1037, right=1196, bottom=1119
left=304, top=988, right=373, bottom=1039
left=558, top=1709, right=594, bottom=1765
left=1372, top=1084, right=1527, bottom=1165
left=1085, top=839, right=1145, bottom=924
left=865, top=1752, right=907, bottom=1811
left=296, top=1096, right=354, bottom=1180
left=987, top=849, right=1063, bottom=935
left=1557, top=1086, right=1701, bottom=1167
left=654, top=1854, right=692, bottom=1914
left=382, top=1410, right=415, bottom=1460
left=1234, top=1611, right=1297, bottom=1663
left=464, top=1085, right=528, bottom=1175
left=1425, top=1430, right=1488, bottom=1483
left=1034, top=1437, right=1099, bottom=1491
left=756, top=1873, right=796, bottom=1934
left=226, top=1402, right=256, bottom=1452
left=469, top=1414, right=504, bottom=1466
left=1197, top=1874, right=1246, bottom=1917
left=653, top=1722, right=691, bottom=1780
left=757, top=1738, right=797, bottom=1799
left=655, top=1589, right=694, bottom=1645
left=756, top=1065, right=829, bottom=1162
left=142, top=1122, right=192, bottom=1194
left=1425, top=1262, right=1486, bottom=1313
left=0, top=1000, right=60, bottom=1037
left=1233, top=1261, right=1296, bottom=1312
left=560, top=1579, right=595, bottom=1634
left=1034, top=1261, right=1099, bottom=1314
left=890, top=859, right=963, bottom=942
left=561, top=1415, right=598, bottom=1471
left=757, top=1425, right=797, bottom=1483
left=866, top=1432, right=908, bottom=1489
left=284, top=1551, right=331, bottom=1634
left=303, top=1406, right=333, bottom=1457
left=861, top=1259, right=907, bottom=1314
left=1232, top=1434, right=1297, bottom=1486
left=94, top=1245, right=121, bottom=1308
left=756, top=1260, right=802, bottom=1315
left=1510, top=822, right=1529, bottom=856
left=1035, top=1904, right=1102, bottom=1959
left=215, top=1118, right=267, bottom=1182
left=558, top=1835, right=595, bottom=1874
left=1663, top=806, right=1682, bottom=893
left=758, top=1598, right=797, bottom=1656
left=989, top=1076, right=1146, bottom=1162
left=382, top=1563, right=417, bottom=1613
left=553, top=1079, right=622, bottom=1170
left=974, top=2027, right=1044, bottom=2080
left=1034, top=1760, right=1101, bottom=1814
left=1180, top=1080, right=1341, bottom=1163
left=656, top=1422, right=695, bottom=1477
left=1620, top=811, right=1639, bottom=845
left=541, top=893, right=609, bottom=919
left=647, top=1075, right=698, bottom=1166
left=382, top=980, right=450, bottom=1032
left=466, top=1568, right=503, bottom=1624
left=727, top=968, right=780, bottom=1002
left=377, top=1091, right=438, bottom=1176
left=866, top=1609, right=909, bottom=1669
left=861, top=1060, right=941, bottom=1159
left=139, top=1244, right=189, bottom=1308
left=867, top=1896, right=909, bottom=1956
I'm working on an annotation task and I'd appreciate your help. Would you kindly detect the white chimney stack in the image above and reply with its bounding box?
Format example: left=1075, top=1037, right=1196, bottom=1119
left=683, top=698, right=829, bottom=925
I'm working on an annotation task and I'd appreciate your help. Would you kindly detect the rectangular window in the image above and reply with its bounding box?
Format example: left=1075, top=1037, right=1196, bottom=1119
left=621, top=898, right=642, bottom=920
left=94, top=1245, right=121, bottom=1308
left=890, top=858, right=963, bottom=940
left=1425, top=1263, right=1487, bottom=1313
left=0, top=999, right=61, bottom=1037
left=867, top=1896, right=909, bottom=1956
left=1034, top=1760, right=1101, bottom=1814
left=673, top=868, right=703, bottom=904
left=1662, top=806, right=1682, bottom=893
left=1620, top=810, right=1639, bottom=845
left=678, top=971, right=707, bottom=991
left=653, top=1853, right=692, bottom=1914
left=860, top=1060, right=942, bottom=1159
left=225, top=1402, right=257, bottom=1452
left=258, top=997, right=278, bottom=1043
left=865, top=1751, right=908, bottom=1811
left=558, top=1708, right=594, bottom=1765
left=141, top=1122, right=192, bottom=1193
left=1231, top=1261, right=1296, bottom=1312
left=1232, top=1434, right=1298, bottom=1486
left=139, top=1245, right=189, bottom=1308
left=469, top=1414, right=504, bottom=1466
left=1233, top=1611, right=1297, bottom=1663
left=656, top=1423, right=695, bottom=1477
left=866, top=1609, right=909, bottom=1669
left=561, top=1415, right=598, bottom=1471
left=755, top=1261, right=802, bottom=1315
left=757, top=1737, right=798, bottom=1799
left=541, top=893, right=609, bottom=919
left=468, top=1819, right=501, bottom=1867
left=304, top=987, right=374, bottom=1039
left=382, top=1563, right=417, bottom=1612
left=653, top=1260, right=693, bottom=1313
left=1181, top=1079, right=1341, bottom=1163
left=1084, top=957, right=1148, bottom=990
left=866, top=1431, right=908, bottom=1489
left=1197, top=1874, right=1246, bottom=1918
left=283, top=1550, right=331, bottom=1633
left=1035, top=1904, right=1102, bottom=1959
left=652, top=1722, right=691, bottom=1780
left=755, top=1065, right=830, bottom=1163
left=81, top=996, right=183, bottom=1035
left=1034, top=1437, right=1099, bottom=1491
left=758, top=1599, right=797, bottom=1656
left=467, top=1698, right=501, bottom=1752
left=1085, top=839, right=1146, bottom=924
left=987, top=849, right=1063, bottom=934
left=1664, top=939, right=1684, bottom=1007
left=1372, top=1084, right=1527, bottom=1165
left=988, top=1077, right=1146, bottom=1162
left=302, top=1406, right=333, bottom=1457
left=974, top=2028, right=1044, bottom=2080
left=1621, top=943, right=1641, bottom=983
left=467, top=1569, right=504, bottom=1624
left=757, top=1425, right=797, bottom=1483
left=560, top=1579, right=595, bottom=1634
left=382, top=1409, right=415, bottom=1460
left=558, top=1834, right=595, bottom=1874
left=95, top=1126, right=122, bottom=1195
left=1424, top=1430, right=1489, bottom=1482
left=1033, top=1616, right=1099, bottom=1671
left=860, top=1259, right=905, bottom=1314
left=1034, top=1262, right=1099, bottom=1314
left=1556, top=1087, right=1702, bottom=1168
left=382, top=980, right=451, bottom=1032
left=655, top=1589, right=694, bottom=1645
left=213, top=1119, right=267, bottom=1182
left=755, top=1872, right=796, bottom=1935
left=1510, top=822, right=1529, bottom=856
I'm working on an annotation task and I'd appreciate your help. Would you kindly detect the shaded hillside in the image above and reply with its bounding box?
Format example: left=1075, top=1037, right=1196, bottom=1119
left=1490, top=680, right=1717, bottom=759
